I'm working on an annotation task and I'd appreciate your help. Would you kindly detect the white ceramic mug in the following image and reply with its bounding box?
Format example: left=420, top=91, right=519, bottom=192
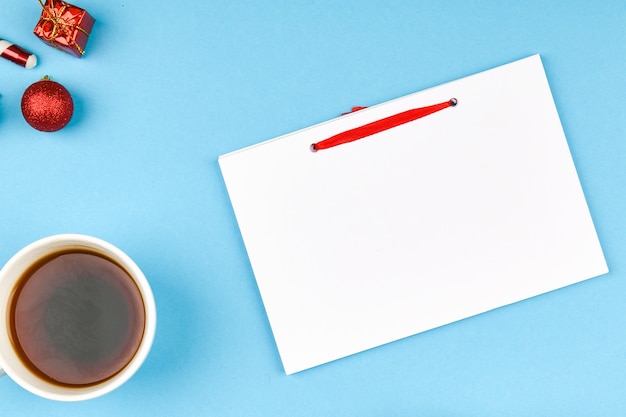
left=0, top=234, right=156, bottom=401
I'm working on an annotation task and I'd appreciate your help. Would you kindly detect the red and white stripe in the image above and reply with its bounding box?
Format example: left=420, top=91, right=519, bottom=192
left=0, top=38, right=37, bottom=69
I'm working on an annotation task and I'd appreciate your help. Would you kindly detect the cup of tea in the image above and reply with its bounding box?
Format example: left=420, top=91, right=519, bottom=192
left=0, top=234, right=156, bottom=401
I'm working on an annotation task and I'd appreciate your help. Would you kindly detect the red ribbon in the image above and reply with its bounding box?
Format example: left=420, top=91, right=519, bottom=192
left=311, top=98, right=457, bottom=152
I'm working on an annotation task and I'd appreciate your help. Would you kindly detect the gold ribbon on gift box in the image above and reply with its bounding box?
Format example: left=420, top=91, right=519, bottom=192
left=37, top=0, right=90, bottom=55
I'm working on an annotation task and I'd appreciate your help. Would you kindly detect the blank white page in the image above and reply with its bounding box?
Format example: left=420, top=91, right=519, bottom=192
left=219, top=55, right=608, bottom=374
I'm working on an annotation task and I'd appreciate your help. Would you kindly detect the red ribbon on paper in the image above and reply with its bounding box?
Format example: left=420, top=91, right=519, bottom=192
left=311, top=98, right=457, bottom=152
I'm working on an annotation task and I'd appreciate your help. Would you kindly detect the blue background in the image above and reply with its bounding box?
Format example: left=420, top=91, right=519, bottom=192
left=1, top=1, right=625, bottom=415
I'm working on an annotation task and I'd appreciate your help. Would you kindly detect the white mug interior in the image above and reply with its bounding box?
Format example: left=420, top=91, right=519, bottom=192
left=0, top=234, right=156, bottom=401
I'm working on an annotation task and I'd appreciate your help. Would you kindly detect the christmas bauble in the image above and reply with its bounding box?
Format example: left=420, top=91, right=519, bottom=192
left=21, top=76, right=74, bottom=132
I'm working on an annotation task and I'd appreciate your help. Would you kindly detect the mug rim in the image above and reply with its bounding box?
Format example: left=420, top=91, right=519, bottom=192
left=0, top=234, right=156, bottom=401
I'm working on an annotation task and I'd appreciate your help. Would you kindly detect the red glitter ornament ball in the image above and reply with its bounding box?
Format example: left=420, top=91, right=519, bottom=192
left=21, top=76, right=74, bottom=132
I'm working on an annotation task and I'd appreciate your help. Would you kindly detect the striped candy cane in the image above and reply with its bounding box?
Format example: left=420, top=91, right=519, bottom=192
left=0, top=38, right=37, bottom=69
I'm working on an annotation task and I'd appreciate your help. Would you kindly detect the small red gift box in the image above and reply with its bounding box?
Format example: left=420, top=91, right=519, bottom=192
left=33, top=0, right=95, bottom=58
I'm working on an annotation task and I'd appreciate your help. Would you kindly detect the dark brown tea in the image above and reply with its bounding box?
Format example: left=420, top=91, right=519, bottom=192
left=9, top=249, right=145, bottom=387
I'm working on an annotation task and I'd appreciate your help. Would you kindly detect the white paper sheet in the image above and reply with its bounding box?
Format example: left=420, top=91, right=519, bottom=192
left=219, top=55, right=608, bottom=374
